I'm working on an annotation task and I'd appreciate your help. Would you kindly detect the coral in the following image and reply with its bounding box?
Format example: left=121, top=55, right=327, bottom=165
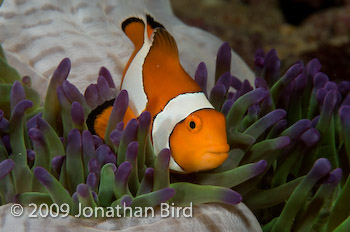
left=1, top=41, right=350, bottom=231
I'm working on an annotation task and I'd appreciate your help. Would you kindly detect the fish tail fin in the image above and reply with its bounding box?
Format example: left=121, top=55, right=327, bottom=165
left=121, top=14, right=165, bottom=85
left=122, top=17, right=145, bottom=50
left=121, top=14, right=165, bottom=47
left=121, top=17, right=146, bottom=82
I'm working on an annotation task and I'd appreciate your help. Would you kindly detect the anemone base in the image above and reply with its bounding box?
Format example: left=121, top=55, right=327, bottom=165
left=0, top=203, right=262, bottom=232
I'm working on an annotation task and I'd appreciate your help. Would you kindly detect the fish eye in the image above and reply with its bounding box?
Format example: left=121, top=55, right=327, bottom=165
left=186, top=115, right=202, bottom=132
left=189, top=121, right=196, bottom=129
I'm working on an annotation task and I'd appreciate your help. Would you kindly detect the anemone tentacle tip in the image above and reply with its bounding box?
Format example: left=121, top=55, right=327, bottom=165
left=77, top=184, right=90, bottom=198
left=121, top=195, right=133, bottom=207
left=311, top=158, right=332, bottom=177
left=255, top=160, right=267, bottom=175
left=224, top=189, right=242, bottom=205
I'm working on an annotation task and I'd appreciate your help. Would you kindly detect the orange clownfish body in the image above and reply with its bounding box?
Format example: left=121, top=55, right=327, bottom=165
left=88, top=15, right=229, bottom=173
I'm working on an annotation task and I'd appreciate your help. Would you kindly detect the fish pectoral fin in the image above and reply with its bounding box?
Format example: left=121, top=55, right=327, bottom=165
left=123, top=106, right=137, bottom=126
left=86, top=100, right=114, bottom=139
left=86, top=99, right=136, bottom=139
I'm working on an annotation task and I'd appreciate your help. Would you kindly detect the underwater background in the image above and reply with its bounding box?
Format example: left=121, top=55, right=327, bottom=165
left=171, top=0, right=350, bottom=82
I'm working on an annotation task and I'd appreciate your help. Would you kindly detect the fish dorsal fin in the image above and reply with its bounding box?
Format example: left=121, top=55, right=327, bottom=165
left=142, top=28, right=202, bottom=115
left=121, top=17, right=145, bottom=50
left=147, top=28, right=179, bottom=63
left=146, top=14, right=165, bottom=39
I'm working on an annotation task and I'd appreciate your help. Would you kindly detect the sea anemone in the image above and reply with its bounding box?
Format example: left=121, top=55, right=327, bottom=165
left=0, top=41, right=349, bottom=231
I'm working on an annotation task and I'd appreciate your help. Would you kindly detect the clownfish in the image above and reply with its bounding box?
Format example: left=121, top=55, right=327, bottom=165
left=87, top=15, right=229, bottom=173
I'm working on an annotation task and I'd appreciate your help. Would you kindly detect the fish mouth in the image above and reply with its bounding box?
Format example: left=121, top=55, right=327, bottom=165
left=200, top=144, right=230, bottom=155
left=189, top=144, right=229, bottom=172
left=203, top=151, right=228, bottom=157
